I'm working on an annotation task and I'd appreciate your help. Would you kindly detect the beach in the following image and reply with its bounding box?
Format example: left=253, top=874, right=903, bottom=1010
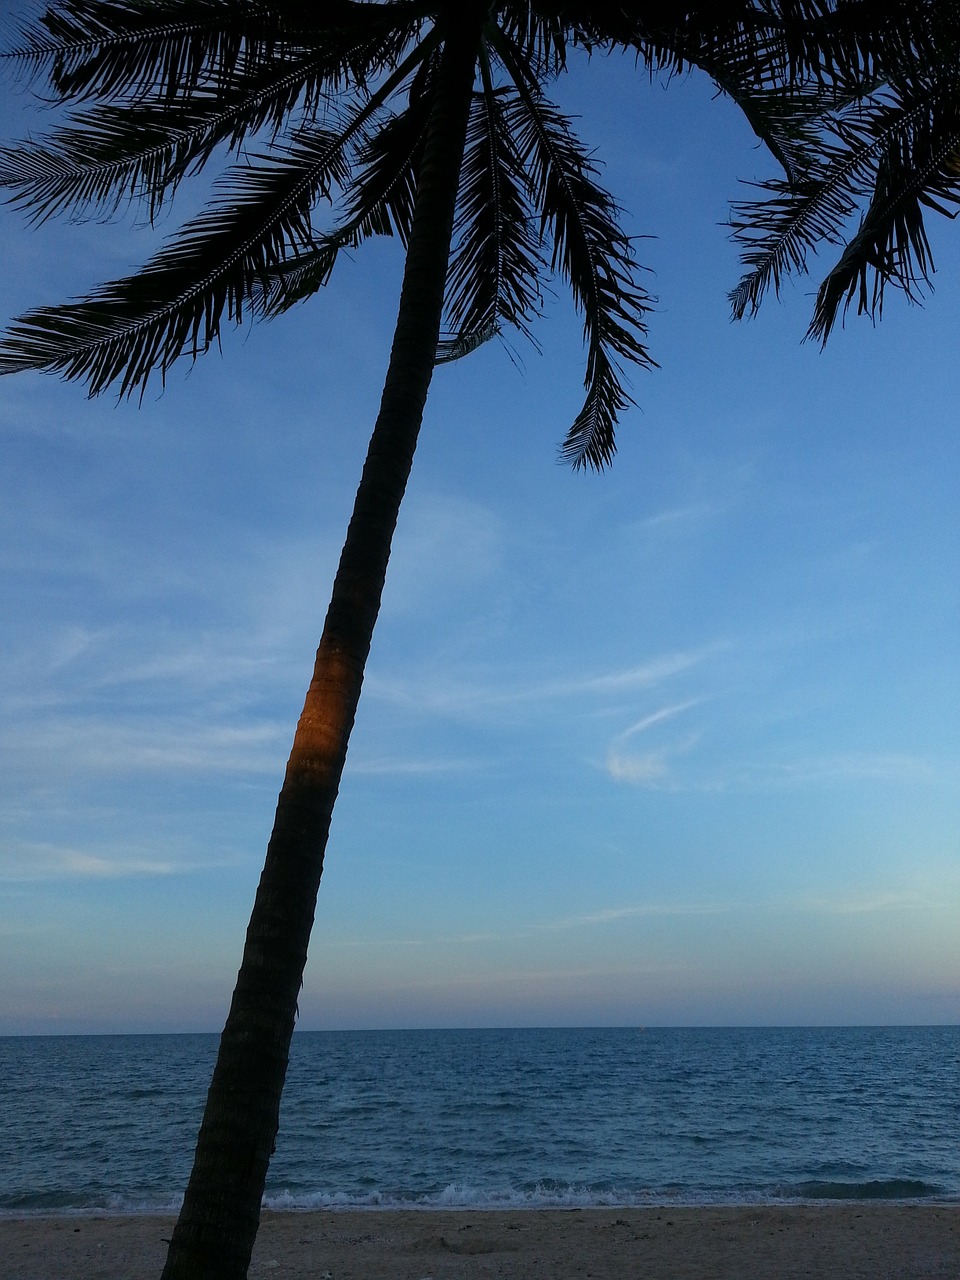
left=2, top=1206, right=958, bottom=1280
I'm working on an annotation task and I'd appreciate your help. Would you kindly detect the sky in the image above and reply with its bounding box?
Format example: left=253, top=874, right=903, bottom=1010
left=1, top=41, right=958, bottom=1034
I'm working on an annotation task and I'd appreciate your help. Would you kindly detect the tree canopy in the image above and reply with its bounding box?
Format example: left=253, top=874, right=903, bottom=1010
left=3, top=3, right=955, bottom=467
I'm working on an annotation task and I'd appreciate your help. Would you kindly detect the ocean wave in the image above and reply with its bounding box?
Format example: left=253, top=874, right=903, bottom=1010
left=5, top=1178, right=956, bottom=1219
left=0, top=1191, right=185, bottom=1218
left=790, top=1178, right=943, bottom=1201
left=257, top=1182, right=846, bottom=1212
left=261, top=1183, right=654, bottom=1212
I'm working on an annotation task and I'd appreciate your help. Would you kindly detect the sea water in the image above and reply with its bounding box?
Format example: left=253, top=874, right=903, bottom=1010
left=1, top=1026, right=957, bottom=1214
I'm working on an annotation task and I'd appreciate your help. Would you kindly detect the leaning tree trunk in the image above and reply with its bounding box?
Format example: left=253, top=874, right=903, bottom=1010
left=160, top=10, right=485, bottom=1279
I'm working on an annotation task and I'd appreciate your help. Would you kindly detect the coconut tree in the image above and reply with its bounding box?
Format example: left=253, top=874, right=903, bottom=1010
left=0, top=3, right=932, bottom=1277
left=729, top=0, right=960, bottom=336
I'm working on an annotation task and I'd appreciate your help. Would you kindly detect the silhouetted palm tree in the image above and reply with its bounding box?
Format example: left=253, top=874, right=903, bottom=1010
left=729, top=2, right=960, bottom=336
left=0, top=3, right=943, bottom=1277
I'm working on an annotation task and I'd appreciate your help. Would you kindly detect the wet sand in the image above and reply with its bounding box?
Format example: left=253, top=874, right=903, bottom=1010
left=2, top=1205, right=957, bottom=1279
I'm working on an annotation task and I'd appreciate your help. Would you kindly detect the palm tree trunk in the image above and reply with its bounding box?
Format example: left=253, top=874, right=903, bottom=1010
left=160, top=10, right=486, bottom=1279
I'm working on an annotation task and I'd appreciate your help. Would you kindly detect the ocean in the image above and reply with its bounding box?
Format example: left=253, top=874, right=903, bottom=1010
left=2, top=1026, right=957, bottom=1215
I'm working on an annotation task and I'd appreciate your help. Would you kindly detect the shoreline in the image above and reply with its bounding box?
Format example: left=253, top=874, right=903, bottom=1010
left=2, top=1204, right=958, bottom=1279
left=4, top=1194, right=959, bottom=1217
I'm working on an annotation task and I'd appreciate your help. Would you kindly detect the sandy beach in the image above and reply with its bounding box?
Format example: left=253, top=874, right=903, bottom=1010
left=2, top=1205, right=957, bottom=1280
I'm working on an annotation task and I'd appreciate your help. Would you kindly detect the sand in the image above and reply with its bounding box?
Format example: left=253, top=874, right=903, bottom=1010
left=1, top=1205, right=957, bottom=1280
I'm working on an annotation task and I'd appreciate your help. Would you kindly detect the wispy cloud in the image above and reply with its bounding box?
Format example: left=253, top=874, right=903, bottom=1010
left=560, top=654, right=707, bottom=697
left=46, top=850, right=178, bottom=879
left=317, top=902, right=728, bottom=952
left=606, top=745, right=958, bottom=794
left=603, top=697, right=704, bottom=789
left=724, top=751, right=954, bottom=792
left=630, top=501, right=728, bottom=532
left=767, top=752, right=943, bottom=786
left=0, top=841, right=199, bottom=882
left=3, top=639, right=289, bottom=722
left=348, top=754, right=486, bottom=776
left=0, top=717, right=289, bottom=778
left=380, top=492, right=503, bottom=616
left=797, top=890, right=930, bottom=916
left=541, top=902, right=728, bottom=930
left=605, top=747, right=673, bottom=786
left=612, top=698, right=705, bottom=743
left=366, top=647, right=712, bottom=720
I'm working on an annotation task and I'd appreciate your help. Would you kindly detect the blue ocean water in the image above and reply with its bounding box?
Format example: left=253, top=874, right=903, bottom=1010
left=1, top=1026, right=957, bottom=1215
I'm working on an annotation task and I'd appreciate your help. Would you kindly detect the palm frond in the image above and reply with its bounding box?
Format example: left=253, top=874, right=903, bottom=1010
left=754, top=0, right=881, bottom=87
left=728, top=126, right=867, bottom=320
left=442, top=69, right=545, bottom=351
left=0, top=20, right=444, bottom=386
left=0, top=0, right=432, bottom=227
left=0, top=51, right=366, bottom=224
left=809, top=82, right=960, bottom=342
left=0, top=127, right=351, bottom=394
left=343, top=49, right=438, bottom=245
left=717, top=70, right=850, bottom=185
left=495, top=29, right=655, bottom=470
left=0, top=101, right=191, bottom=223
left=9, top=0, right=269, bottom=102
left=699, top=0, right=908, bottom=91
left=3, top=0, right=424, bottom=104
left=496, top=5, right=568, bottom=77
left=256, top=43, right=441, bottom=316
left=435, top=320, right=498, bottom=364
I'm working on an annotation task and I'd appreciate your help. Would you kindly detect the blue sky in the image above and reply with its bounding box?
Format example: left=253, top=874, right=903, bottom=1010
left=1, top=48, right=958, bottom=1034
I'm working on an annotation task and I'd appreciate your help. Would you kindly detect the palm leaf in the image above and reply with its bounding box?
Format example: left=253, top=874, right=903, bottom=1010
left=10, top=0, right=271, bottom=102
left=496, top=5, right=568, bottom=78
left=0, top=127, right=352, bottom=394
left=3, top=0, right=425, bottom=104
left=256, top=35, right=441, bottom=316
left=0, top=0, right=428, bottom=225
left=252, top=100, right=425, bottom=322
left=810, top=83, right=960, bottom=342
left=727, top=2, right=960, bottom=326
left=495, top=27, right=655, bottom=470
left=435, top=320, right=499, bottom=364
left=682, top=0, right=925, bottom=91
left=0, top=52, right=366, bottom=224
left=0, top=22, right=443, bottom=390
left=728, top=128, right=866, bottom=320
left=442, top=68, right=545, bottom=352
left=714, top=73, right=849, bottom=186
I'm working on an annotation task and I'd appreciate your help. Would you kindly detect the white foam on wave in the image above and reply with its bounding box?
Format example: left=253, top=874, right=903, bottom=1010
left=0, top=1193, right=186, bottom=1220
left=261, top=1183, right=668, bottom=1212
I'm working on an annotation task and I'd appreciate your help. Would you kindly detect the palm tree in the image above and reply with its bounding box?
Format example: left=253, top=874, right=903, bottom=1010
left=0, top=3, right=938, bottom=1277
left=728, top=1, right=960, bottom=337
